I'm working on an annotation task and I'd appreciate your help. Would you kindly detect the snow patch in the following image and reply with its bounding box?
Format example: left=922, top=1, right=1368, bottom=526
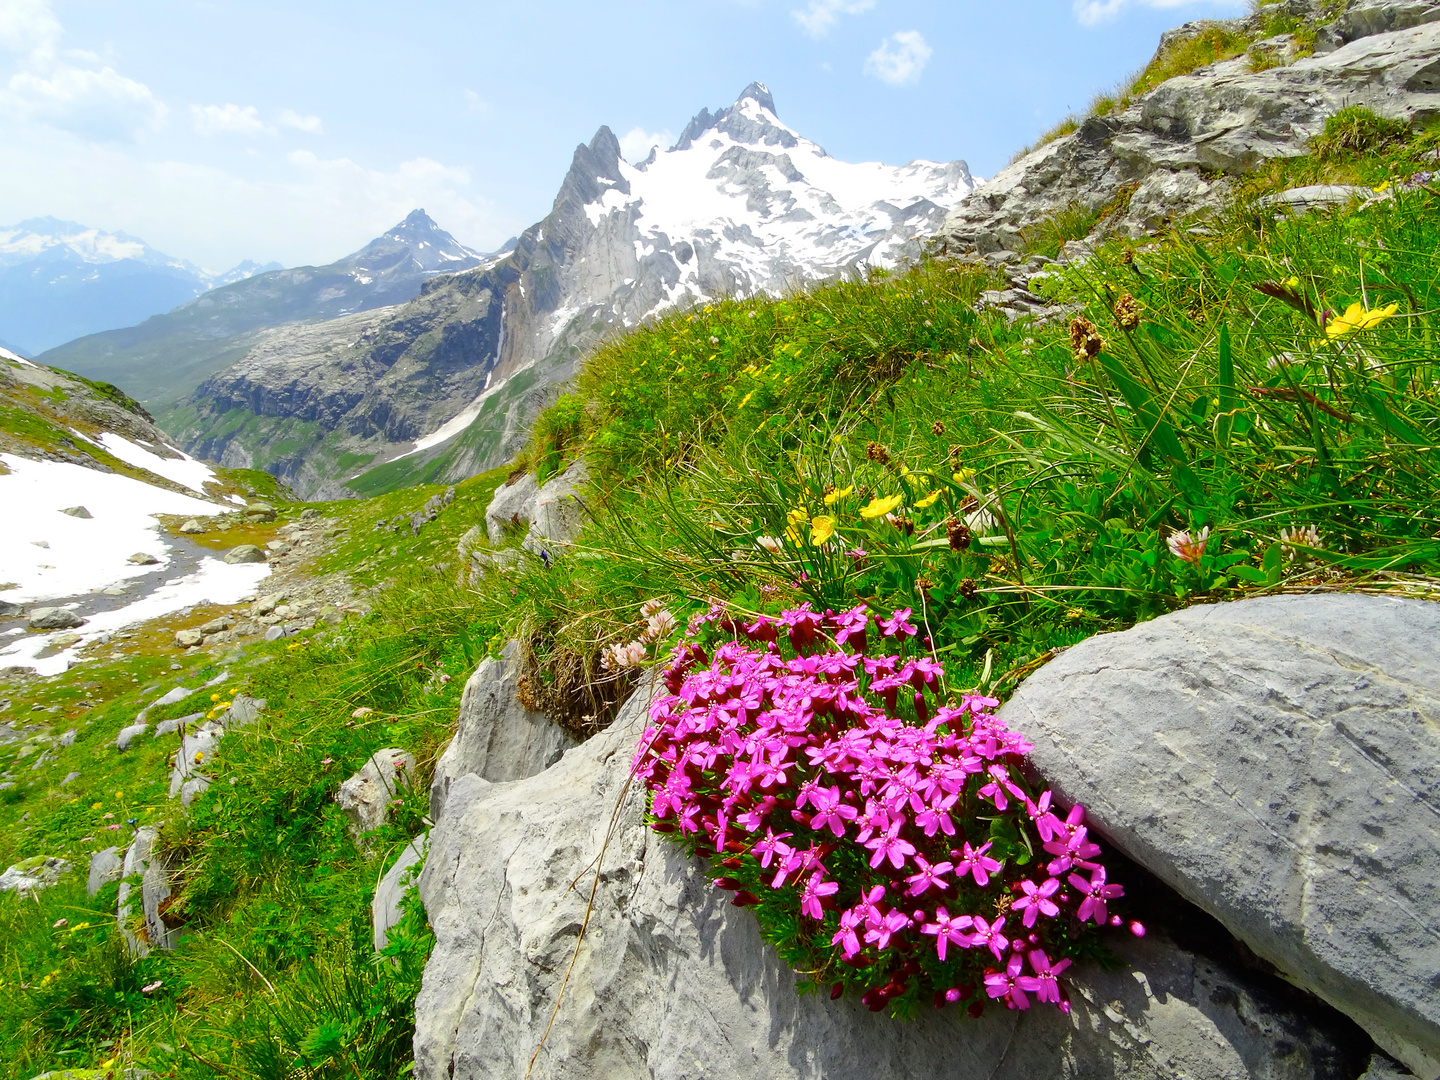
left=1, top=346, right=34, bottom=367
left=95, top=433, right=221, bottom=497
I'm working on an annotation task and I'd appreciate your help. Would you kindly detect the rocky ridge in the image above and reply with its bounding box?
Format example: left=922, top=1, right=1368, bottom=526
left=171, top=85, right=977, bottom=500
left=938, top=1, right=1440, bottom=263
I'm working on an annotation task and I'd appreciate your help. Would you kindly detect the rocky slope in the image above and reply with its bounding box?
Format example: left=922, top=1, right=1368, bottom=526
left=37, top=211, right=490, bottom=411
left=174, top=84, right=977, bottom=499
left=937, top=0, right=1440, bottom=256
left=0, top=217, right=279, bottom=357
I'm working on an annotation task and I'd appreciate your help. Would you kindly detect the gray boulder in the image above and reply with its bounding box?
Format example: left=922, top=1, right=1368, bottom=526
left=115, top=721, right=149, bottom=751
left=1334, top=0, right=1440, bottom=43
left=87, top=847, right=122, bottom=896
left=373, top=836, right=428, bottom=951
left=484, top=472, right=539, bottom=547
left=222, top=544, right=267, bottom=564
left=169, top=720, right=224, bottom=797
left=60, top=505, right=91, bottom=518
left=28, top=607, right=85, bottom=631
left=1003, top=594, right=1440, bottom=1079
left=0, top=600, right=23, bottom=617
left=939, top=19, right=1440, bottom=255
left=0, top=855, right=70, bottom=896
left=430, top=640, right=576, bottom=821
left=522, top=460, right=589, bottom=555
left=118, top=826, right=177, bottom=955
left=414, top=687, right=1361, bottom=1080
left=337, top=748, right=415, bottom=846
left=127, top=552, right=160, bottom=565
left=1259, top=184, right=1388, bottom=214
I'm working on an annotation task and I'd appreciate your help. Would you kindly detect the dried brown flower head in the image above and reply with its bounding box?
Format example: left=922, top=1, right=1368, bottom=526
left=1070, top=316, right=1105, bottom=363
left=946, top=518, right=973, bottom=551
left=931, top=421, right=946, bottom=437
left=1114, top=293, right=1142, bottom=331
left=891, top=514, right=915, bottom=537
left=865, top=442, right=891, bottom=466
left=959, top=494, right=979, bottom=515
left=958, top=577, right=979, bottom=600
left=1121, top=248, right=1135, bottom=265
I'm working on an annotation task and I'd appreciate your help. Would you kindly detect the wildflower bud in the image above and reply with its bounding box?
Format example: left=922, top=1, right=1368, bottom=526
left=1129, top=921, right=1146, bottom=938
left=831, top=982, right=845, bottom=1001
left=1069, top=316, right=1104, bottom=363
left=968, top=1001, right=985, bottom=1018
left=947, top=519, right=973, bottom=551
left=1121, top=248, right=1135, bottom=265
left=959, top=578, right=979, bottom=601
left=931, top=421, right=945, bottom=436
left=732, top=891, right=760, bottom=907
left=1114, top=292, right=1141, bottom=331
left=865, top=442, right=891, bottom=466
left=945, top=987, right=963, bottom=1003
left=1110, top=915, right=1123, bottom=927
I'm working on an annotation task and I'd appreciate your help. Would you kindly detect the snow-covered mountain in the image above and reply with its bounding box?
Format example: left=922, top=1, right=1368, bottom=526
left=0, top=217, right=282, bottom=355
left=175, top=85, right=977, bottom=498
left=38, top=210, right=493, bottom=409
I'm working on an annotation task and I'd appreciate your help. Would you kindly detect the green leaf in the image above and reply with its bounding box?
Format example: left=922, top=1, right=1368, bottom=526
left=1098, top=353, right=1188, bottom=464
left=1262, top=542, right=1284, bottom=585
left=1215, top=324, right=1235, bottom=448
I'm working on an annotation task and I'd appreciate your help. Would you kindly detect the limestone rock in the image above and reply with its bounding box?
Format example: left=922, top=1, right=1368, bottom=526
left=0, top=600, right=23, bottom=617
left=484, top=472, right=539, bottom=547
left=226, top=694, right=265, bottom=726
left=1334, top=0, right=1440, bottom=43
left=115, top=721, right=148, bottom=751
left=29, top=607, right=85, bottom=631
left=60, top=505, right=92, bottom=518
left=522, top=460, right=589, bottom=555
left=1260, top=184, right=1387, bottom=214
left=373, top=836, right=427, bottom=951
left=1003, top=594, right=1440, bottom=1079
left=430, top=640, right=576, bottom=821
left=87, top=847, right=122, bottom=896
left=415, top=689, right=1363, bottom=1080
left=336, top=748, right=415, bottom=846
left=173, top=628, right=203, bottom=648
left=118, top=826, right=177, bottom=955
left=169, top=720, right=224, bottom=797
left=178, top=519, right=206, bottom=534
left=223, top=544, right=267, bottom=564
left=127, top=552, right=160, bottom=565
left=0, top=855, right=70, bottom=895
left=938, top=20, right=1440, bottom=255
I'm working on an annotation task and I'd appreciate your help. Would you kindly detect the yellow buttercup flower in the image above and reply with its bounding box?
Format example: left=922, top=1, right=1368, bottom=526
left=915, top=491, right=941, bottom=509
left=787, top=506, right=809, bottom=526
left=809, top=516, right=837, bottom=546
left=860, top=494, right=904, bottom=519
left=738, top=391, right=755, bottom=408
left=823, top=486, right=854, bottom=506
left=1284, top=276, right=1300, bottom=288
left=1327, top=301, right=1399, bottom=339
left=953, top=469, right=976, bottom=484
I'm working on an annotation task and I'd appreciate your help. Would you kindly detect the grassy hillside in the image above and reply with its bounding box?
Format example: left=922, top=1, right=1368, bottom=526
left=2, top=103, right=1438, bottom=1079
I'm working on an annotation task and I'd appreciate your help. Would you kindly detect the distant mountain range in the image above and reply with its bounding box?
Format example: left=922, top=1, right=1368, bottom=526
left=38, top=210, right=495, bottom=408
left=0, top=217, right=281, bottom=356
left=167, top=84, right=978, bottom=498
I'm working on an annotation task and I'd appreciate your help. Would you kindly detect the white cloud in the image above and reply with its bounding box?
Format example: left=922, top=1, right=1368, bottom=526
left=0, top=0, right=165, bottom=141
left=0, top=0, right=61, bottom=54
left=1072, top=0, right=1244, bottom=26
left=792, top=0, right=875, bottom=38
left=864, top=30, right=931, bottom=86
left=278, top=108, right=323, bottom=134
left=463, top=89, right=491, bottom=115
left=4, top=63, right=166, bottom=140
left=191, top=102, right=271, bottom=137
left=618, top=126, right=673, bottom=163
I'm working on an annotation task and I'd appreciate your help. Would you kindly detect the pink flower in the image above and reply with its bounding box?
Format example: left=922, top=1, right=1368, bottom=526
left=800, top=872, right=839, bottom=919
left=1166, top=526, right=1210, bottom=564
left=969, top=915, right=1009, bottom=961
left=921, top=906, right=974, bottom=961
left=904, top=854, right=953, bottom=896
left=1016, top=949, right=1071, bottom=1005
left=863, top=909, right=910, bottom=950
left=984, top=952, right=1030, bottom=1010
left=865, top=821, right=917, bottom=870
left=952, top=841, right=1001, bottom=887
left=1012, top=877, right=1061, bottom=927
left=1069, top=866, right=1124, bottom=925
left=878, top=608, right=918, bottom=638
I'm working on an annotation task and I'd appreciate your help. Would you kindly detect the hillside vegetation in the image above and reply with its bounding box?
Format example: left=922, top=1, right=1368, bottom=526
left=2, top=88, right=1438, bottom=1080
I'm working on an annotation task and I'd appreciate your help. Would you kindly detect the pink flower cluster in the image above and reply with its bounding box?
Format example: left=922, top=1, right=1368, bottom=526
left=633, top=603, right=1141, bottom=1015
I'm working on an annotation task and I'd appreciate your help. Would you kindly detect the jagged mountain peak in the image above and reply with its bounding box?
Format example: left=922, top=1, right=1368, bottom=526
left=673, top=83, right=802, bottom=154
left=350, top=210, right=485, bottom=275
left=736, top=81, right=777, bottom=117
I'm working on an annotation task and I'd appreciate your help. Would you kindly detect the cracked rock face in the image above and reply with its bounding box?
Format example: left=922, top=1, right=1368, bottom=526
left=1003, top=594, right=1440, bottom=1079
left=414, top=687, right=1365, bottom=1080
left=939, top=15, right=1440, bottom=255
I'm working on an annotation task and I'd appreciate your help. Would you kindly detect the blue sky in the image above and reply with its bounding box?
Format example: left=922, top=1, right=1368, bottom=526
left=0, top=0, right=1246, bottom=271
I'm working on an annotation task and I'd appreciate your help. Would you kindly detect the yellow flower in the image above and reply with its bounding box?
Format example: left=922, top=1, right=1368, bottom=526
left=809, top=516, right=837, bottom=546
left=91, top=802, right=103, bottom=810
left=787, top=506, right=809, bottom=525
left=738, top=390, right=755, bottom=408
left=1373, top=180, right=1392, bottom=194
left=824, top=486, right=854, bottom=506
left=114, top=790, right=123, bottom=799
left=1284, top=276, right=1300, bottom=288
left=1326, top=301, right=1399, bottom=338
left=953, top=469, right=976, bottom=484
left=210, top=693, right=220, bottom=701
left=915, top=491, right=941, bottom=509
left=860, top=494, right=904, bottom=519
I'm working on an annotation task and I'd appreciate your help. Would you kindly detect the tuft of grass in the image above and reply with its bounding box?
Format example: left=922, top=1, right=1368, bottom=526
left=1018, top=202, right=1102, bottom=259
left=1312, top=107, right=1412, bottom=161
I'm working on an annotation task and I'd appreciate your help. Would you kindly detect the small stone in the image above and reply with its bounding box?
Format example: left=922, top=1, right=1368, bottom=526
left=179, top=519, right=207, bottom=534
left=29, top=608, right=85, bottom=631
left=59, top=729, right=76, bottom=746
left=336, top=748, right=415, bottom=847
left=223, top=545, right=267, bottom=565
left=49, top=632, right=82, bottom=648
left=0, top=600, right=22, bottom=617
left=199, top=617, right=232, bottom=635
left=251, top=592, right=287, bottom=616
left=301, top=507, right=321, bottom=520
left=0, top=855, right=70, bottom=895
left=352, top=706, right=375, bottom=719
left=59, top=770, right=80, bottom=787
left=127, top=552, right=160, bottom=565
left=174, top=628, right=203, bottom=648
left=87, top=846, right=122, bottom=896
left=264, top=625, right=285, bottom=642
left=60, top=505, right=92, bottom=519
left=115, top=722, right=148, bottom=751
